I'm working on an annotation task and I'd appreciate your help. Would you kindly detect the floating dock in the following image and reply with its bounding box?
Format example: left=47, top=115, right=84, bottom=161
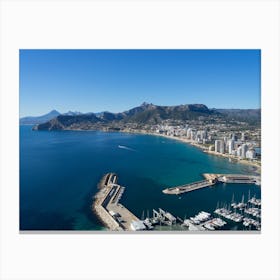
left=162, top=173, right=260, bottom=195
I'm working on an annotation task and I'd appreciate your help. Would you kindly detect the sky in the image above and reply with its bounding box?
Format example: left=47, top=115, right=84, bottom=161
left=20, top=49, right=261, bottom=117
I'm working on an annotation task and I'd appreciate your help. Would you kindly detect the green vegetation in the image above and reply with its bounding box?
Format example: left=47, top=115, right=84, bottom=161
left=33, top=103, right=261, bottom=131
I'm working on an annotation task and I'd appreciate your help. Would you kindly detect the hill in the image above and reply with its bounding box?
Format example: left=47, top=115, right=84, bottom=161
left=33, top=103, right=261, bottom=131
left=20, top=110, right=61, bottom=125
left=213, top=108, right=261, bottom=125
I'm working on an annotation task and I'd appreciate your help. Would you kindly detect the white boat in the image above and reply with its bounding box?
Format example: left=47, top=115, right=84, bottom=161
left=204, top=223, right=215, bottom=230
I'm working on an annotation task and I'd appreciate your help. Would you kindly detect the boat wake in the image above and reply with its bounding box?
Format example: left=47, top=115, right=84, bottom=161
left=118, top=145, right=136, bottom=152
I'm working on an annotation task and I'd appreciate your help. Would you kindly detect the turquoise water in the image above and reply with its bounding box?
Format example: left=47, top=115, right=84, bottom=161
left=20, top=125, right=260, bottom=230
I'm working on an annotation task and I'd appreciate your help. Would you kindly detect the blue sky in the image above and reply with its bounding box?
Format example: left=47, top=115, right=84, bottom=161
left=20, top=49, right=261, bottom=117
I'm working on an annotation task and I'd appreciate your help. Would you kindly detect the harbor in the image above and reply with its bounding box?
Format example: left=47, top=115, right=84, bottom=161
left=162, top=173, right=261, bottom=195
left=179, top=191, right=261, bottom=231
left=93, top=173, right=261, bottom=231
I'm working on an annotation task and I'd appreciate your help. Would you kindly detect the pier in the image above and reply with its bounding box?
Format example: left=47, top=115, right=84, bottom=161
left=162, top=173, right=260, bottom=195
left=93, top=173, right=144, bottom=231
left=162, top=179, right=215, bottom=195
left=151, top=208, right=177, bottom=226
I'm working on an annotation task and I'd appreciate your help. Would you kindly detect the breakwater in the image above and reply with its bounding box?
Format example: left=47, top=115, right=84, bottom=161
left=92, top=173, right=142, bottom=231
left=163, top=173, right=261, bottom=195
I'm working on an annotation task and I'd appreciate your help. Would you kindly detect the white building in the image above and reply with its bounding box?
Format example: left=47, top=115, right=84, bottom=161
left=246, top=149, right=256, bottom=160
left=228, top=139, right=235, bottom=154
left=198, top=130, right=207, bottom=140
left=215, top=140, right=224, bottom=154
left=237, top=146, right=242, bottom=157
left=231, top=133, right=237, bottom=141
left=190, top=130, right=196, bottom=140
left=241, top=144, right=248, bottom=158
left=186, top=128, right=192, bottom=139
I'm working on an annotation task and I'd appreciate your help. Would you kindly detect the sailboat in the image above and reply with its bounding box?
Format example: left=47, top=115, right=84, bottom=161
left=231, top=193, right=237, bottom=208
left=237, top=194, right=246, bottom=210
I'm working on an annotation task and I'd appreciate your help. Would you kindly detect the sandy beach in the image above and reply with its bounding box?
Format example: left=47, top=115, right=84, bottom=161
left=122, top=129, right=261, bottom=175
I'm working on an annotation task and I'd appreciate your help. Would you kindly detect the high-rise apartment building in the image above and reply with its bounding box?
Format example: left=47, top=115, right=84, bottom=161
left=228, top=139, right=235, bottom=154
left=241, top=143, right=248, bottom=158
left=246, top=149, right=256, bottom=159
left=215, top=140, right=224, bottom=154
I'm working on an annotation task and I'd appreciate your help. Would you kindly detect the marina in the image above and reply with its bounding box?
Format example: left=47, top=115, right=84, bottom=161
left=214, top=208, right=243, bottom=222
left=182, top=212, right=227, bottom=231
left=248, top=197, right=261, bottom=206
left=93, top=173, right=261, bottom=231
left=243, top=218, right=261, bottom=230
left=244, top=208, right=261, bottom=219
left=142, top=192, right=261, bottom=231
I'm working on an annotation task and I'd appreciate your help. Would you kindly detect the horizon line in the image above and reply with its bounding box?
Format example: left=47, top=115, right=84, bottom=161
left=20, top=102, right=261, bottom=118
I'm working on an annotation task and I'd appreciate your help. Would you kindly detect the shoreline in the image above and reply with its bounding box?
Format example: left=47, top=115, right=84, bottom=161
left=32, top=126, right=261, bottom=175
left=121, top=129, right=261, bottom=175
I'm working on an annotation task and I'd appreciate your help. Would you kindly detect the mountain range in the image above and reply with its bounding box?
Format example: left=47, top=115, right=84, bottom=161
left=19, top=110, right=85, bottom=125
left=26, top=103, right=260, bottom=131
left=20, top=110, right=61, bottom=125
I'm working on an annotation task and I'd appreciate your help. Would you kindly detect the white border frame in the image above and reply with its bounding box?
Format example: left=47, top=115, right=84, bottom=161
left=1, top=0, right=280, bottom=279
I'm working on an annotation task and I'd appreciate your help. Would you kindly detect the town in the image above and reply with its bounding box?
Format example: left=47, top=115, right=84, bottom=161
left=120, top=118, right=261, bottom=168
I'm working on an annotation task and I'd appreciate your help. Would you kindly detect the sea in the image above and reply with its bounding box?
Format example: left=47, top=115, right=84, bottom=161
left=20, top=125, right=261, bottom=231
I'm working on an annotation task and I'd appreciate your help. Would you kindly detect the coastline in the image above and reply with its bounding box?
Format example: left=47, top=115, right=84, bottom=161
left=32, top=126, right=261, bottom=175
left=121, top=129, right=261, bottom=175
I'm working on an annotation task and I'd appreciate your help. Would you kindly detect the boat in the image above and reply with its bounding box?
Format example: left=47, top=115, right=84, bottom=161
left=143, top=218, right=154, bottom=230
left=204, top=223, right=215, bottom=230
left=211, top=218, right=227, bottom=227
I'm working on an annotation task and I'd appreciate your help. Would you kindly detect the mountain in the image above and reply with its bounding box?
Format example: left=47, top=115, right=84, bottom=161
left=123, top=102, right=157, bottom=117
left=33, top=103, right=217, bottom=130
left=96, top=111, right=125, bottom=121
left=125, top=103, right=213, bottom=124
left=36, top=113, right=100, bottom=130
left=213, top=108, right=261, bottom=125
left=33, top=103, right=261, bottom=131
left=20, top=110, right=61, bottom=125
left=62, top=111, right=82, bottom=116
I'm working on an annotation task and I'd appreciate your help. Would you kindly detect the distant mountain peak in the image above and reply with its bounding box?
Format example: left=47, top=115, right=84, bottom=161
left=141, top=102, right=151, bottom=106
left=49, top=109, right=60, bottom=114
left=20, top=109, right=61, bottom=125
left=141, top=101, right=154, bottom=105
left=63, top=111, right=82, bottom=116
left=140, top=102, right=156, bottom=109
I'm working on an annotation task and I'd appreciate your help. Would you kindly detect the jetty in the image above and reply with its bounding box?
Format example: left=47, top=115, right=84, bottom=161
left=162, top=179, right=215, bottom=195
left=162, top=173, right=260, bottom=195
left=92, top=173, right=145, bottom=231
